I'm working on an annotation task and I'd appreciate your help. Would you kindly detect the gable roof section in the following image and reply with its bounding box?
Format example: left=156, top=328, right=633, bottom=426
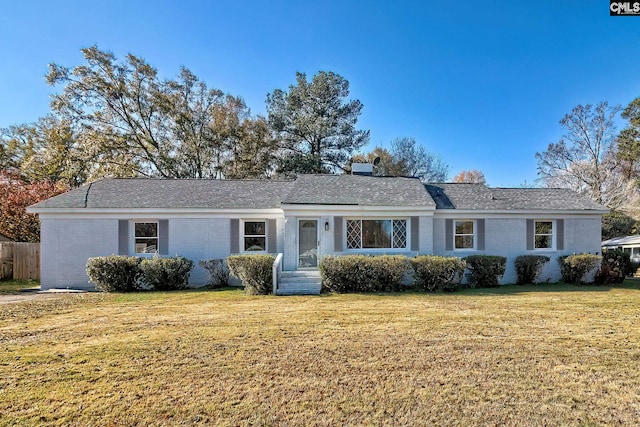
left=30, top=178, right=295, bottom=210
left=425, top=183, right=607, bottom=211
left=282, top=174, right=436, bottom=207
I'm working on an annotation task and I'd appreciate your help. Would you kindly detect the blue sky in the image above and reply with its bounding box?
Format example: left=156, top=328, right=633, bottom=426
left=1, top=0, right=640, bottom=186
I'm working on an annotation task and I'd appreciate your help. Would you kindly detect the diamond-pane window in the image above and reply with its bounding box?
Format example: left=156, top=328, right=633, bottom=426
left=393, top=220, right=407, bottom=248
left=345, top=219, right=407, bottom=249
left=346, top=220, right=361, bottom=249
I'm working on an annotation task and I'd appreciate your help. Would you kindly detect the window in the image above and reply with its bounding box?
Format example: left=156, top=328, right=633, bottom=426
left=454, top=220, right=475, bottom=250
left=346, top=219, right=407, bottom=249
left=243, top=221, right=266, bottom=252
left=134, top=222, right=158, bottom=254
left=534, top=221, right=553, bottom=249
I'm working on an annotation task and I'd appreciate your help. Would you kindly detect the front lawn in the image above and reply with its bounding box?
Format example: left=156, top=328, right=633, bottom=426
left=2, top=283, right=640, bottom=425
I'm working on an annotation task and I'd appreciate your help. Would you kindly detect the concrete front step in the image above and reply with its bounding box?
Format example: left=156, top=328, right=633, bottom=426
left=276, top=286, right=322, bottom=296
left=281, top=271, right=321, bottom=278
left=280, top=278, right=322, bottom=285
left=276, top=270, right=322, bottom=295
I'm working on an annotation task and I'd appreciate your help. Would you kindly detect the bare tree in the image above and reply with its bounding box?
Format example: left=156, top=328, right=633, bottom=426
left=535, top=102, right=629, bottom=209
left=390, top=137, right=449, bottom=182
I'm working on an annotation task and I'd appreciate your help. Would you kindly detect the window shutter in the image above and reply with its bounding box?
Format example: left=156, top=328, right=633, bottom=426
left=526, top=219, right=534, bottom=250
left=158, top=220, right=169, bottom=255
left=556, top=219, right=564, bottom=250
left=267, top=219, right=277, bottom=253
left=230, top=219, right=239, bottom=253
left=334, top=217, right=343, bottom=252
left=118, top=220, right=129, bottom=255
left=477, top=219, right=485, bottom=251
left=410, top=217, right=419, bottom=251
left=445, top=219, right=453, bottom=251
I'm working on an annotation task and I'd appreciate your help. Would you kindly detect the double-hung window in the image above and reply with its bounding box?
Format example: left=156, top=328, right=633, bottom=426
left=454, top=220, right=475, bottom=250
left=346, top=219, right=407, bottom=250
left=134, top=222, right=158, bottom=254
left=243, top=221, right=266, bottom=252
left=534, top=221, right=553, bottom=249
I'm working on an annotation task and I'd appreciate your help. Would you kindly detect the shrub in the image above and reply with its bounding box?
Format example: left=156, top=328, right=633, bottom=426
left=319, top=255, right=410, bottom=293
left=514, top=255, right=550, bottom=285
left=594, top=251, right=633, bottom=285
left=558, top=254, right=602, bottom=284
left=199, top=259, right=229, bottom=288
left=463, top=255, right=507, bottom=288
left=139, top=256, right=194, bottom=291
left=410, top=256, right=466, bottom=292
left=227, top=254, right=274, bottom=295
left=86, top=256, right=141, bottom=292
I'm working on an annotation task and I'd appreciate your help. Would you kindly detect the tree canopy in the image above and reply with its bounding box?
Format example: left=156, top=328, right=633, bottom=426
left=453, top=169, right=486, bottom=184
left=617, top=96, right=640, bottom=182
left=43, top=46, right=274, bottom=181
left=266, top=71, right=369, bottom=175
left=0, top=171, right=68, bottom=242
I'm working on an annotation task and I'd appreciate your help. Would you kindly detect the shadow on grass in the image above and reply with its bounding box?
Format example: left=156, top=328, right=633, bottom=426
left=341, top=279, right=640, bottom=298
left=89, top=281, right=640, bottom=301
left=0, top=280, right=40, bottom=294
left=456, top=280, right=640, bottom=296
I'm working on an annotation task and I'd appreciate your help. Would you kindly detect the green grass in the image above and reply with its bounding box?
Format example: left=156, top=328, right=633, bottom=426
left=2, top=282, right=640, bottom=425
left=0, top=280, right=39, bottom=294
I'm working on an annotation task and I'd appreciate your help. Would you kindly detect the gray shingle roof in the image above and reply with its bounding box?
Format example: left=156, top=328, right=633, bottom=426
left=425, top=183, right=607, bottom=211
left=30, top=177, right=607, bottom=212
left=282, top=174, right=436, bottom=207
left=30, top=178, right=295, bottom=209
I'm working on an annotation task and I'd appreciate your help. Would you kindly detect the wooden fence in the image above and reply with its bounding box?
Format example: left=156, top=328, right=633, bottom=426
left=0, top=242, right=40, bottom=281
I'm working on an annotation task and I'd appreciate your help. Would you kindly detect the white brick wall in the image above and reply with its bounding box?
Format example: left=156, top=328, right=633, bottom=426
left=40, top=218, right=118, bottom=290
left=39, top=213, right=602, bottom=289
left=169, top=218, right=230, bottom=285
left=432, top=216, right=603, bottom=284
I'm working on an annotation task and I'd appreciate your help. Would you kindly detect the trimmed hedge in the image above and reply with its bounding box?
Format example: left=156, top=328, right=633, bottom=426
left=463, top=255, right=507, bottom=288
left=139, top=256, right=194, bottom=291
left=410, top=256, right=466, bottom=292
left=319, top=255, right=410, bottom=293
left=558, top=254, right=602, bottom=284
left=514, top=255, right=550, bottom=285
left=86, top=256, right=142, bottom=292
left=227, top=254, right=274, bottom=295
left=199, top=259, right=229, bottom=288
left=595, top=251, right=633, bottom=285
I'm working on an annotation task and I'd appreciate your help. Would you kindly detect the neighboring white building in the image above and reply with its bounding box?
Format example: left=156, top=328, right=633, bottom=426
left=602, top=235, right=640, bottom=262
left=28, top=173, right=608, bottom=291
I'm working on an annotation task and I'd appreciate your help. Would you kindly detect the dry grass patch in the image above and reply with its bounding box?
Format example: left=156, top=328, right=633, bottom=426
left=2, top=284, right=640, bottom=426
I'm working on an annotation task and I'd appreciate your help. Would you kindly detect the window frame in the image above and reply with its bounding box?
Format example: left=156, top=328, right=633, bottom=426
left=241, top=219, right=268, bottom=253
left=344, top=218, right=408, bottom=251
left=132, top=220, right=159, bottom=255
left=533, top=220, right=555, bottom=251
left=453, top=219, right=476, bottom=251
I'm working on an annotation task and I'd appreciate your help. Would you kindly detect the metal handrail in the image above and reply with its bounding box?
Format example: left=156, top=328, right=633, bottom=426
left=272, top=253, right=283, bottom=295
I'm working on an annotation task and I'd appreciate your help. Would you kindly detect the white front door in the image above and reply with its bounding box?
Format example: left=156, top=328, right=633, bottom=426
left=298, top=219, right=318, bottom=268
